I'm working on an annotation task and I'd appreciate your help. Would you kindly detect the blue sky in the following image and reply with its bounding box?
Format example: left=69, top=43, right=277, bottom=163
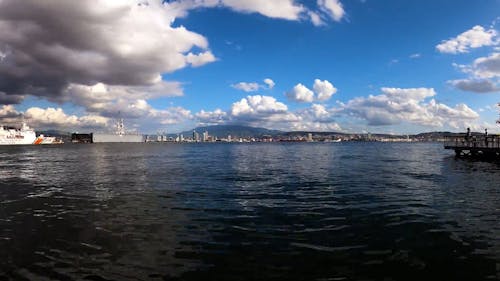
left=0, top=0, right=499, bottom=134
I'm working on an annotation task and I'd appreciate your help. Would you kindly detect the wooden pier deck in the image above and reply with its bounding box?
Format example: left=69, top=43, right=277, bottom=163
left=444, top=135, right=500, bottom=158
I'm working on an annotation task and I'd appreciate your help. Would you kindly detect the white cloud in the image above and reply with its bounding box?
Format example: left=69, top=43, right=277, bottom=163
left=189, top=87, right=482, bottom=132
left=220, top=0, right=305, bottom=20
left=449, top=52, right=500, bottom=93
left=313, top=79, right=337, bottom=101
left=232, top=79, right=275, bottom=92
left=308, top=11, right=324, bottom=26
left=168, top=0, right=349, bottom=26
left=436, top=25, right=498, bottom=54
left=185, top=51, right=217, bottom=67
left=287, top=79, right=337, bottom=103
left=263, top=78, right=275, bottom=89
left=409, top=53, right=421, bottom=59
left=168, top=0, right=305, bottom=21
left=286, top=83, right=315, bottom=103
left=318, top=0, right=345, bottom=22
left=340, top=87, right=479, bottom=128
left=195, top=109, right=228, bottom=125
left=232, top=82, right=261, bottom=92
left=231, top=95, right=288, bottom=117
left=380, top=87, right=436, bottom=101
left=150, top=106, right=193, bottom=125
left=0, top=105, right=22, bottom=125
left=195, top=97, right=342, bottom=131
left=64, top=81, right=183, bottom=118
left=470, top=52, right=500, bottom=78
left=25, top=107, right=109, bottom=130
left=289, top=121, right=342, bottom=132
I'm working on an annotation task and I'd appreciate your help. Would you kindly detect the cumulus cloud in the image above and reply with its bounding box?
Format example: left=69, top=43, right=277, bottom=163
left=449, top=79, right=499, bottom=93
left=0, top=105, right=23, bottom=125
left=449, top=53, right=500, bottom=93
left=436, top=25, right=498, bottom=54
left=0, top=0, right=216, bottom=104
left=0, top=105, right=110, bottom=130
left=190, top=87, right=481, bottom=132
left=340, top=87, right=479, bottom=128
left=24, top=107, right=109, bottom=130
left=287, top=79, right=337, bottom=103
left=263, top=78, right=275, bottom=89
left=226, top=95, right=302, bottom=129
left=318, top=0, right=345, bottom=22
left=195, top=100, right=342, bottom=132
left=150, top=106, right=193, bottom=125
left=286, top=83, right=315, bottom=103
left=313, top=79, right=337, bottom=101
left=64, top=81, right=183, bottom=118
left=195, top=109, right=228, bottom=125
left=231, top=95, right=288, bottom=116
left=185, top=51, right=217, bottom=67
left=470, top=52, right=500, bottom=78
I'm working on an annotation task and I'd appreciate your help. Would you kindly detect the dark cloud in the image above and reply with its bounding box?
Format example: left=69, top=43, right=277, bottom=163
left=0, top=0, right=213, bottom=103
left=451, top=79, right=499, bottom=93
left=0, top=92, right=24, bottom=104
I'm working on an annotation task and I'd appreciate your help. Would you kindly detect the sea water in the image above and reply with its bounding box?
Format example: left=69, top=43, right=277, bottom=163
left=0, top=142, right=498, bottom=280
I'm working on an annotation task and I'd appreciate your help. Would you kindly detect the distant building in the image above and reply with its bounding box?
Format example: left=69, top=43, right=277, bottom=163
left=203, top=131, right=209, bottom=142
left=193, top=130, right=200, bottom=142
left=307, top=133, right=313, bottom=142
left=71, top=133, right=92, bottom=143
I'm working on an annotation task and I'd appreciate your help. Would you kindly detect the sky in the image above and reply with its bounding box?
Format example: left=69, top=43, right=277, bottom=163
left=0, top=0, right=499, bottom=134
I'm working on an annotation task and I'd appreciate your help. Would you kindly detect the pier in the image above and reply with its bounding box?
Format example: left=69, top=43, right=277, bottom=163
left=444, top=135, right=500, bottom=158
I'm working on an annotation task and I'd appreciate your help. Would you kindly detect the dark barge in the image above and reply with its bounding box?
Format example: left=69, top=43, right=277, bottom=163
left=444, top=135, right=500, bottom=158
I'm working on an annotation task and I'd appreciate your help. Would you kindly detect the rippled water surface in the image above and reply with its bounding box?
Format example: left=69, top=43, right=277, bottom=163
left=0, top=142, right=499, bottom=280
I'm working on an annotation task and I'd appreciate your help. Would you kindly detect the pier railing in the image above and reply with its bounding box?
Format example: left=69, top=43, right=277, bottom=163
left=444, top=135, right=500, bottom=149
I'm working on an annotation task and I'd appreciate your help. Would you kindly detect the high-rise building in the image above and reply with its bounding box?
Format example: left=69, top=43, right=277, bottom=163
left=203, top=131, right=209, bottom=142
left=193, top=130, right=200, bottom=142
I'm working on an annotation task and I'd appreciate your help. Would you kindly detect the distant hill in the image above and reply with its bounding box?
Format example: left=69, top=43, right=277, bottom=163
left=173, top=125, right=474, bottom=140
left=179, top=125, right=282, bottom=138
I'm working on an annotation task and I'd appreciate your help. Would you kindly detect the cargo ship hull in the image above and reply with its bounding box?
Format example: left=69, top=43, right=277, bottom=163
left=92, top=133, right=144, bottom=143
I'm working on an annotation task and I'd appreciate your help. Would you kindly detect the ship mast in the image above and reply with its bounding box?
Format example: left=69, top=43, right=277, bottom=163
left=497, top=103, right=500, bottom=124
left=115, top=111, right=125, bottom=136
left=116, top=118, right=125, bottom=135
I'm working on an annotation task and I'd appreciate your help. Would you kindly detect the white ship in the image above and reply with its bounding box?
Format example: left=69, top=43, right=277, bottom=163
left=92, top=118, right=144, bottom=143
left=40, top=136, right=63, bottom=144
left=0, top=123, right=63, bottom=145
left=0, top=122, right=40, bottom=145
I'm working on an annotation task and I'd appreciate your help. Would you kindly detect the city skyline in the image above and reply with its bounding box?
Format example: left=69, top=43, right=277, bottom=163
left=0, top=0, right=499, bottom=134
